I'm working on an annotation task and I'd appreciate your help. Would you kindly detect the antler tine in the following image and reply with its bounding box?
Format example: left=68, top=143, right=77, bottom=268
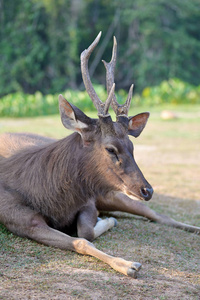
left=103, top=36, right=134, bottom=117
left=124, top=84, right=134, bottom=114
left=81, top=32, right=110, bottom=116
left=104, top=83, right=115, bottom=116
left=102, top=36, right=119, bottom=115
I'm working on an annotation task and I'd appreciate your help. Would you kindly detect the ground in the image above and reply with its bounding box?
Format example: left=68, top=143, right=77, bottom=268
left=0, top=105, right=200, bottom=299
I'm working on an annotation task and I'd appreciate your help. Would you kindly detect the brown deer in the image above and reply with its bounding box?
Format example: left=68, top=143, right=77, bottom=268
left=0, top=32, right=199, bottom=279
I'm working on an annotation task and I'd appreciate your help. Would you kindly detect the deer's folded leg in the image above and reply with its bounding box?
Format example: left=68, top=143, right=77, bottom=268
left=77, top=200, right=117, bottom=241
left=93, top=217, right=117, bottom=239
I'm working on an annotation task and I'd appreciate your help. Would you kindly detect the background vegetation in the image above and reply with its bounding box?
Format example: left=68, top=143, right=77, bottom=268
left=0, top=79, right=200, bottom=117
left=0, top=0, right=200, bottom=108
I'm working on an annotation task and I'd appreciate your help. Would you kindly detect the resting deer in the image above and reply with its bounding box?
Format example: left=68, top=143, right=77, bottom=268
left=0, top=33, right=199, bottom=278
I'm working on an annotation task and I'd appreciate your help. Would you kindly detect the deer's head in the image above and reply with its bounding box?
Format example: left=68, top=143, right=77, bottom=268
left=59, top=32, right=153, bottom=201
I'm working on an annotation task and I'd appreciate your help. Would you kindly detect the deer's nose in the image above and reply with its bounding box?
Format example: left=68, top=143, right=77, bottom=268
left=140, top=187, right=153, bottom=201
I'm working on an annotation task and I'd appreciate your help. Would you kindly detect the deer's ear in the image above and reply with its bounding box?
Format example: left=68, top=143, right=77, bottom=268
left=128, top=112, right=150, bottom=137
left=59, top=94, right=93, bottom=133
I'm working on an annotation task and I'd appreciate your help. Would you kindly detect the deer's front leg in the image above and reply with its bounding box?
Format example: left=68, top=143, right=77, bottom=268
left=73, top=239, right=141, bottom=278
left=96, top=191, right=200, bottom=234
left=77, top=200, right=117, bottom=241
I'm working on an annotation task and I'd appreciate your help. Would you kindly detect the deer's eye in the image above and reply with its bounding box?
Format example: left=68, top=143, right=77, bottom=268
left=106, top=147, right=119, bottom=161
left=106, top=148, right=116, bottom=154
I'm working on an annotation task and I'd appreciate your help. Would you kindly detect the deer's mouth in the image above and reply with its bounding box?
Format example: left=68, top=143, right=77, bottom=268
left=125, top=187, right=153, bottom=201
left=124, top=190, right=144, bottom=201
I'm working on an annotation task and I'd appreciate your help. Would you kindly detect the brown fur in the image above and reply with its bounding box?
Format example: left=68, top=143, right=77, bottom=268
left=0, top=113, right=150, bottom=230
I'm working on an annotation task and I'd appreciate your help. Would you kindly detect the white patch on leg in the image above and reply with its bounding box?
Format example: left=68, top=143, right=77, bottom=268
left=94, top=217, right=117, bottom=239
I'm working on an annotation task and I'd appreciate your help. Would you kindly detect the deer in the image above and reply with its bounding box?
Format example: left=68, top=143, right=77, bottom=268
left=0, top=32, right=199, bottom=279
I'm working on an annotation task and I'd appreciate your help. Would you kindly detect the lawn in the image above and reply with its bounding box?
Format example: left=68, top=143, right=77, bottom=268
left=0, top=104, right=200, bottom=299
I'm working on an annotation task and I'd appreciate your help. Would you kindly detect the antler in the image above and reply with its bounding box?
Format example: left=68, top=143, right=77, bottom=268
left=81, top=32, right=115, bottom=117
left=102, top=36, right=134, bottom=117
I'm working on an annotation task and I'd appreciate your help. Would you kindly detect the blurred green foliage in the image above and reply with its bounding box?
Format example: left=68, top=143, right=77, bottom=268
left=0, top=79, right=199, bottom=117
left=0, top=0, right=200, bottom=96
left=141, top=78, right=200, bottom=105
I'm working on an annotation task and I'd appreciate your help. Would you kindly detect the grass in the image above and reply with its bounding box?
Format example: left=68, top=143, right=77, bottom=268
left=0, top=104, right=200, bottom=299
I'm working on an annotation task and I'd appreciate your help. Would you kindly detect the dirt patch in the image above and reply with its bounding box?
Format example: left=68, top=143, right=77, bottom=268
left=1, top=262, right=199, bottom=299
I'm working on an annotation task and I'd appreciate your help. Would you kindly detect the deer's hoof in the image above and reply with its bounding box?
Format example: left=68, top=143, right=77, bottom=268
left=127, top=268, right=138, bottom=278
left=109, top=217, right=118, bottom=227
left=132, top=262, right=142, bottom=271
left=127, top=262, right=142, bottom=278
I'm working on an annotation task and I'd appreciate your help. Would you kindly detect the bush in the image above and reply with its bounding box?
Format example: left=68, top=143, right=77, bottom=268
left=0, top=79, right=199, bottom=117
left=0, top=92, right=58, bottom=117
left=0, top=85, right=109, bottom=117
left=141, top=78, right=200, bottom=105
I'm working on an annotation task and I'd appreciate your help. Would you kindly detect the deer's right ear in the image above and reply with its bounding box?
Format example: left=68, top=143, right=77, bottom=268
left=58, top=94, right=92, bottom=133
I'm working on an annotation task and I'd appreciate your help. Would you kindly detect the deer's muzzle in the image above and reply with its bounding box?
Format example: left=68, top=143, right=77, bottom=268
left=140, top=187, right=154, bottom=201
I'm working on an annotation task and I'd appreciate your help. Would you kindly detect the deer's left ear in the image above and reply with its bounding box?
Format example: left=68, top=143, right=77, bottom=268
left=59, top=94, right=94, bottom=133
left=128, top=112, right=150, bottom=137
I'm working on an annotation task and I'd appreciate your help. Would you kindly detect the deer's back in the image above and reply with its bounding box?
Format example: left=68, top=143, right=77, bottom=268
left=0, top=132, right=55, bottom=158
